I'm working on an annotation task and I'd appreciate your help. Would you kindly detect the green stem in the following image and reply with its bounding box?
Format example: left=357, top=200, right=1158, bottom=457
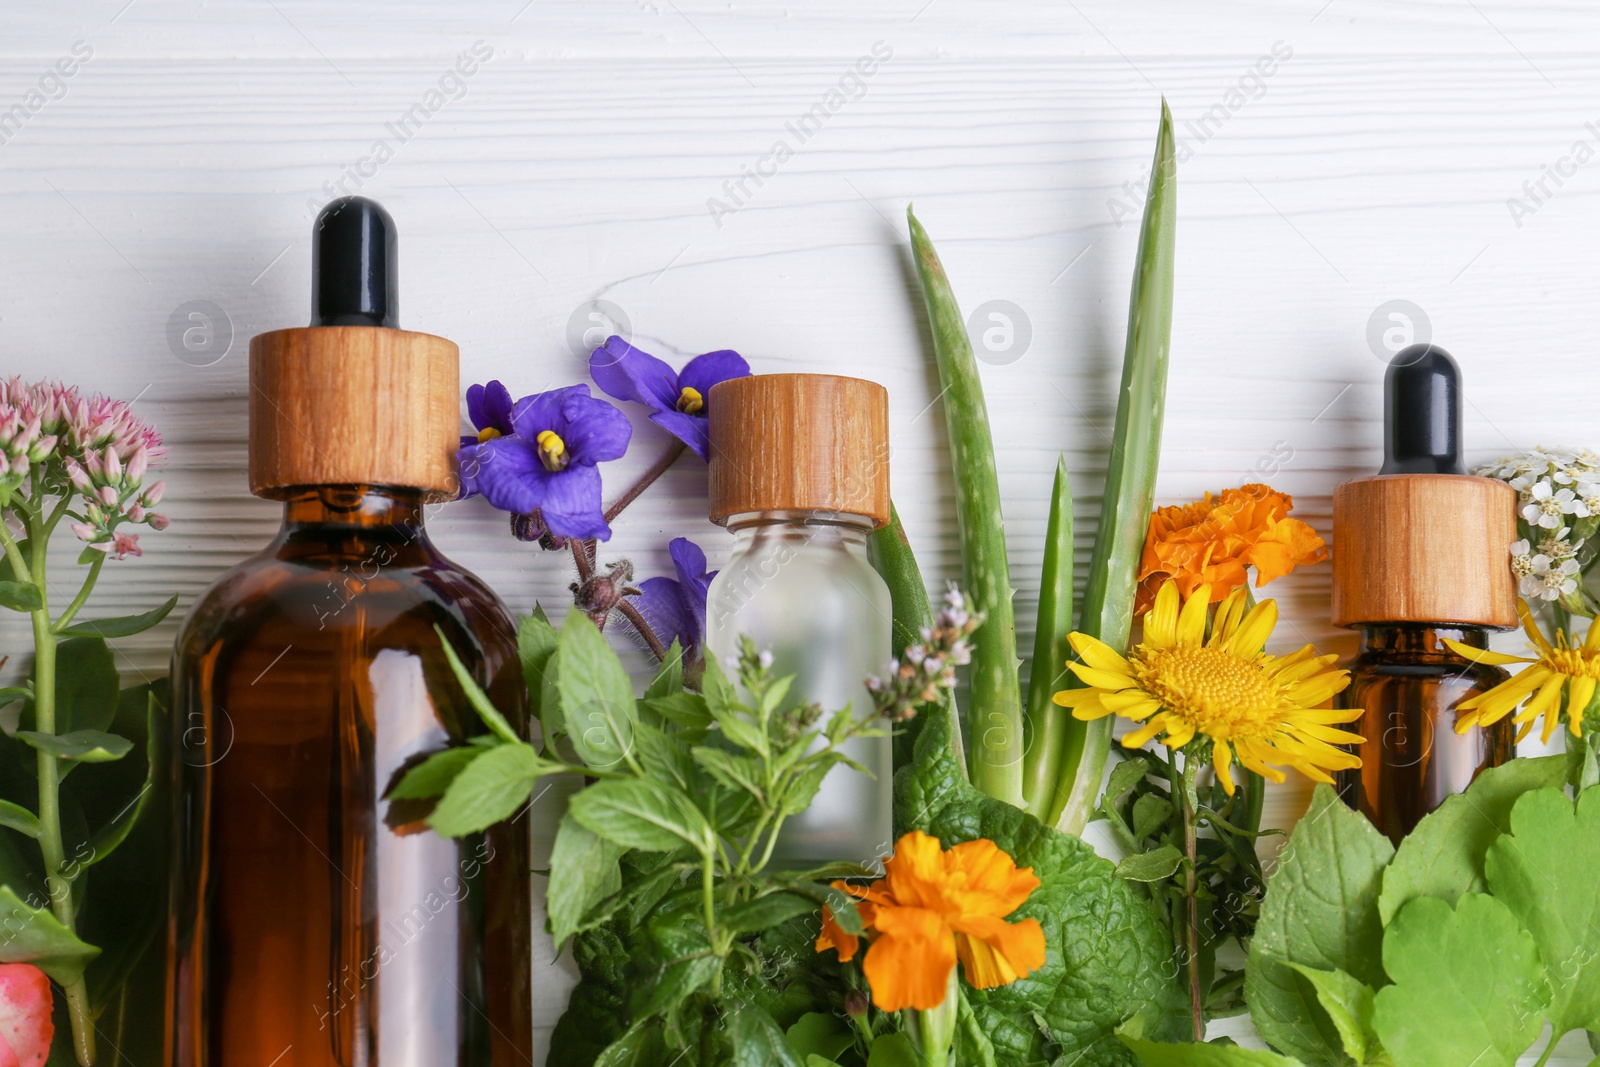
left=1179, top=751, right=1202, bottom=1042
left=53, top=555, right=104, bottom=633
left=25, top=532, right=96, bottom=1065
left=1531, top=1028, right=1562, bottom=1067
left=908, top=207, right=1025, bottom=809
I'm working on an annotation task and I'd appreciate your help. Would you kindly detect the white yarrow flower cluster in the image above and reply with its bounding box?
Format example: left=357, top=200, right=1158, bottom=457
left=1479, top=448, right=1599, bottom=605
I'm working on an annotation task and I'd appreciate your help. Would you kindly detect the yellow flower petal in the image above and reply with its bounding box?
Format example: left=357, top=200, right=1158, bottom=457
left=1176, top=583, right=1212, bottom=646
left=1069, top=632, right=1131, bottom=674
left=1224, top=598, right=1278, bottom=659
left=1068, top=663, right=1138, bottom=692
left=1441, top=638, right=1532, bottom=667
left=1144, top=580, right=1180, bottom=648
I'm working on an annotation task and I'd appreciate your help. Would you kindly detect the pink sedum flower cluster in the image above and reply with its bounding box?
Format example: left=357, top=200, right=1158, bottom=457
left=0, top=377, right=167, bottom=560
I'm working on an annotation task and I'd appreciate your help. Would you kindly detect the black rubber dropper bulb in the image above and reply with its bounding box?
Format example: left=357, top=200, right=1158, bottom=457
left=1380, top=343, right=1463, bottom=475
left=311, top=195, right=399, bottom=329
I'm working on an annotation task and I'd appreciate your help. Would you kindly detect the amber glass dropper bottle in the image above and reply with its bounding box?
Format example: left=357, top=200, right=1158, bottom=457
left=167, top=197, right=532, bottom=1066
left=1331, top=344, right=1518, bottom=843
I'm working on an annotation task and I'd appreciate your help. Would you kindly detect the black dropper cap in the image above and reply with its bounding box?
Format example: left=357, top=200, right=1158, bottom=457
left=311, top=196, right=398, bottom=328
left=1380, top=343, right=1463, bottom=475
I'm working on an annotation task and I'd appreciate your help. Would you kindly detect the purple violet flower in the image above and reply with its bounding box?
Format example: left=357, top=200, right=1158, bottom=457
left=588, top=336, right=750, bottom=460
left=457, top=380, right=516, bottom=501
left=458, top=384, right=631, bottom=541
left=632, top=537, right=716, bottom=661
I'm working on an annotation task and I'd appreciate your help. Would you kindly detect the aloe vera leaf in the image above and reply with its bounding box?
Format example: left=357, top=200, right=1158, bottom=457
left=907, top=206, right=1025, bottom=808
left=1049, top=100, right=1176, bottom=833
left=868, top=502, right=966, bottom=776
left=1021, top=457, right=1075, bottom=820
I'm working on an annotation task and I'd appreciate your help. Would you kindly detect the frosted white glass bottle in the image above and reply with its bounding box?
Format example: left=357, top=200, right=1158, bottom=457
left=704, top=374, right=894, bottom=868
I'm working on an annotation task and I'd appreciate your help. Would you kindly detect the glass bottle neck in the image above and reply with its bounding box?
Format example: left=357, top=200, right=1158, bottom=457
left=724, top=510, right=875, bottom=548
left=281, top=485, right=429, bottom=538
left=1359, top=624, right=1490, bottom=655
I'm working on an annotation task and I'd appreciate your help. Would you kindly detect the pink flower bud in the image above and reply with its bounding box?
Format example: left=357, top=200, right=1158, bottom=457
left=98, top=485, right=119, bottom=507
left=65, top=460, right=90, bottom=490
left=71, top=523, right=97, bottom=542
left=127, top=503, right=145, bottom=523
left=28, top=434, right=56, bottom=462
left=104, top=448, right=122, bottom=482
left=8, top=455, right=27, bottom=477
left=141, top=481, right=165, bottom=506
left=147, top=512, right=169, bottom=531
left=125, top=447, right=148, bottom=483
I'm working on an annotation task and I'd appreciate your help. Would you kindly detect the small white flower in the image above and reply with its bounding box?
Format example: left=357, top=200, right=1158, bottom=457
left=1523, top=480, right=1585, bottom=529
left=1510, top=538, right=1536, bottom=581
left=1538, top=531, right=1581, bottom=561
left=1524, top=553, right=1581, bottom=601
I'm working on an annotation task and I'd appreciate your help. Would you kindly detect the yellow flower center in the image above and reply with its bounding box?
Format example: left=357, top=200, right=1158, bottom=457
left=1133, top=644, right=1282, bottom=739
left=536, top=429, right=569, bottom=472
left=477, top=426, right=502, bottom=443
left=1542, top=644, right=1600, bottom=680
left=676, top=386, right=704, bottom=414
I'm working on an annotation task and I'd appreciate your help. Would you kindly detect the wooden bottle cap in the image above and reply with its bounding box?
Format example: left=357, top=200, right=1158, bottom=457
left=707, top=373, right=890, bottom=527
left=248, top=326, right=460, bottom=501
left=1331, top=474, right=1518, bottom=629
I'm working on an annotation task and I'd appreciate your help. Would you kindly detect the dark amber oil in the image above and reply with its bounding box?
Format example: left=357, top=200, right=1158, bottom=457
left=1334, top=625, right=1514, bottom=843
left=168, top=486, right=532, bottom=1066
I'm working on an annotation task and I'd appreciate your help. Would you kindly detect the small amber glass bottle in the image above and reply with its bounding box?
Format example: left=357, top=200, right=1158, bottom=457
left=167, top=198, right=532, bottom=1065
left=1331, top=344, right=1519, bottom=842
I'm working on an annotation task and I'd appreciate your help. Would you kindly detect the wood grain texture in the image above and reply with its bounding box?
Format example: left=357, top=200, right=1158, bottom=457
left=1332, top=474, right=1518, bottom=628
left=1, top=1, right=1596, bottom=1060
left=708, top=372, right=890, bottom=525
left=249, top=326, right=459, bottom=499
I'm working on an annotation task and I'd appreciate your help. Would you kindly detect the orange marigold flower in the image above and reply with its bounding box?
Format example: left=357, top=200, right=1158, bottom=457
left=814, top=830, right=1046, bottom=1012
left=1136, top=483, right=1327, bottom=612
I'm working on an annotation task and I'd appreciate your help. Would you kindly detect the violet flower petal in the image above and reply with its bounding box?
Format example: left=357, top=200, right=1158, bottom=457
left=559, top=393, right=632, bottom=464
left=467, top=380, right=515, bottom=435
left=633, top=576, right=695, bottom=653
left=509, top=384, right=591, bottom=440
left=667, top=537, right=715, bottom=647
left=536, top=463, right=611, bottom=540
left=677, top=350, right=750, bottom=400
left=649, top=410, right=711, bottom=461
left=467, top=436, right=547, bottom=514
left=588, top=337, right=679, bottom=413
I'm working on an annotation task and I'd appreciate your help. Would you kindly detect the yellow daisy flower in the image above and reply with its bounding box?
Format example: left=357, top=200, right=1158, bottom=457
left=1052, top=579, right=1361, bottom=793
left=1445, top=599, right=1600, bottom=743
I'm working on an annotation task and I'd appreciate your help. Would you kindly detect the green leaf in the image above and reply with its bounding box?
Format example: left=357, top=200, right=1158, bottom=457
left=1023, top=457, right=1076, bottom=821
left=645, top=640, right=684, bottom=699
left=26, top=636, right=117, bottom=735
left=1378, top=754, right=1567, bottom=923
left=1371, top=895, right=1548, bottom=1067
left=388, top=745, right=484, bottom=801
left=1120, top=1034, right=1310, bottom=1066
left=1485, top=785, right=1600, bottom=1034
left=897, top=706, right=1184, bottom=1064
left=729, top=1004, right=806, bottom=1067
left=1051, top=101, right=1175, bottom=834
left=519, top=607, right=560, bottom=726
left=1286, top=965, right=1375, bottom=1065
left=86, top=690, right=166, bottom=863
left=785, top=1012, right=854, bottom=1062
left=0, top=884, right=100, bottom=984
left=0, top=581, right=42, bottom=612
left=722, top=891, right=818, bottom=935
left=692, top=746, right=766, bottom=801
left=1246, top=785, right=1394, bottom=1067
left=546, top=813, right=627, bottom=947
left=869, top=502, right=958, bottom=771
left=0, top=801, right=39, bottom=839
left=1116, top=844, right=1184, bottom=883
left=17, top=729, right=132, bottom=763
left=569, top=777, right=713, bottom=857
left=0, top=686, right=29, bottom=712
left=908, top=205, right=1024, bottom=808
left=591, top=1018, right=666, bottom=1066
left=433, top=624, right=522, bottom=745
left=427, top=743, right=546, bottom=837
left=865, top=1034, right=921, bottom=1067
left=700, top=655, right=767, bottom=756
left=643, top=691, right=712, bottom=733
left=558, top=612, right=638, bottom=773
left=955, top=985, right=1000, bottom=1067
left=56, top=593, right=178, bottom=637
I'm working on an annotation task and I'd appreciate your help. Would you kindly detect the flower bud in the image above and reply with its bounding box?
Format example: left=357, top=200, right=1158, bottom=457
left=147, top=513, right=169, bottom=531
left=125, top=447, right=149, bottom=483
left=141, top=481, right=165, bottom=507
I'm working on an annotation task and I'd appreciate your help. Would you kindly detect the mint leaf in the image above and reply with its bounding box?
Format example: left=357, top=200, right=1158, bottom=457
left=727, top=1005, right=804, bottom=1067
left=1371, top=895, right=1548, bottom=1067
left=1378, top=755, right=1567, bottom=923
left=558, top=612, right=637, bottom=773
left=646, top=640, right=684, bottom=700
left=896, top=708, right=1183, bottom=1065
left=569, top=777, right=713, bottom=857
left=427, top=743, right=545, bottom=836
left=546, top=813, right=627, bottom=947
left=434, top=626, right=522, bottom=745
left=1246, top=785, right=1393, bottom=1067
left=785, top=1012, right=853, bottom=1062
left=1485, top=785, right=1600, bottom=1034
left=1116, top=843, right=1184, bottom=882
left=518, top=607, right=560, bottom=736
left=591, top=1018, right=666, bottom=1066
left=1286, top=965, right=1375, bottom=1065
left=388, top=746, right=484, bottom=800
left=0, top=884, right=100, bottom=984
left=1119, top=1034, right=1311, bottom=1065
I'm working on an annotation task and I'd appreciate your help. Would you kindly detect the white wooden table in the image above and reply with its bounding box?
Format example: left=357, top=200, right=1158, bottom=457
left=3, top=1, right=1596, bottom=1060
